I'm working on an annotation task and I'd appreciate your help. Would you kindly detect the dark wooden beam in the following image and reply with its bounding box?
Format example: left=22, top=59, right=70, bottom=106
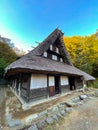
left=27, top=73, right=31, bottom=102
left=47, top=74, right=49, bottom=98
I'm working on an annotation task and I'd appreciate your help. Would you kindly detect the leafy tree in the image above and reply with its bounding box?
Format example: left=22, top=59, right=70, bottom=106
left=0, top=41, right=17, bottom=77
left=13, top=47, right=26, bottom=56
left=63, top=33, right=98, bottom=77
left=0, top=41, right=17, bottom=63
left=0, top=58, right=8, bottom=78
left=92, top=62, right=98, bottom=77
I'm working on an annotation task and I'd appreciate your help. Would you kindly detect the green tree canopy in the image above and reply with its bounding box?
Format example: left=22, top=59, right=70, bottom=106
left=0, top=41, right=17, bottom=77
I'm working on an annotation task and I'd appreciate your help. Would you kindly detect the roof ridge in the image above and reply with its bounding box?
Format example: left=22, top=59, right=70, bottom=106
left=29, top=28, right=63, bottom=56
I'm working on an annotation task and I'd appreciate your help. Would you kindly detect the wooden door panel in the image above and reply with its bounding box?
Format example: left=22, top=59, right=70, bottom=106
left=49, top=86, right=54, bottom=97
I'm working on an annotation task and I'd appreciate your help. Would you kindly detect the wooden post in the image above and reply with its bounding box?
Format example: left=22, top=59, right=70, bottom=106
left=59, top=75, right=61, bottom=94
left=27, top=73, right=31, bottom=102
left=82, top=77, right=85, bottom=93
left=47, top=74, right=49, bottom=98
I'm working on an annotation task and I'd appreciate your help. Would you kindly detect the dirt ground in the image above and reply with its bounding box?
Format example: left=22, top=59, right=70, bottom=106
left=0, top=86, right=98, bottom=130
left=0, top=86, right=6, bottom=127
left=48, top=97, right=98, bottom=130
left=5, top=88, right=83, bottom=119
left=13, top=92, right=81, bottom=119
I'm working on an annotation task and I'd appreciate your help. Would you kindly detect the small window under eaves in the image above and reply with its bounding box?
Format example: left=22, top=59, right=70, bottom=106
left=52, top=54, right=57, bottom=61
left=56, top=47, right=59, bottom=53
left=60, top=58, right=63, bottom=62
left=50, top=45, right=53, bottom=50
left=43, top=52, right=47, bottom=57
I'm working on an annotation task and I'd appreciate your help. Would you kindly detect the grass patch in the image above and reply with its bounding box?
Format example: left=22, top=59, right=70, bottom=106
left=56, top=116, right=64, bottom=125
left=44, top=117, right=64, bottom=130
left=87, top=78, right=98, bottom=88
left=93, top=78, right=98, bottom=88
left=44, top=124, right=51, bottom=130
left=6, top=90, right=14, bottom=97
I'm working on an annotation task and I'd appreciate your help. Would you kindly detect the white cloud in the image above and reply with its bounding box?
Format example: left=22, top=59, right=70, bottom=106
left=0, top=27, right=32, bottom=53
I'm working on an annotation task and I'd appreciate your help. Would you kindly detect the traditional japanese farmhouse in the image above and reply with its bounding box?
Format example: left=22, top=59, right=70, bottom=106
left=5, top=28, right=95, bottom=103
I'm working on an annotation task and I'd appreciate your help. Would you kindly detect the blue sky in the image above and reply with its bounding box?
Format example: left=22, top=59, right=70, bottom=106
left=0, top=0, right=98, bottom=51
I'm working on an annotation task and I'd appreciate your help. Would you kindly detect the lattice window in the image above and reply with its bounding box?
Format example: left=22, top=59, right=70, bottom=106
left=52, top=54, right=57, bottom=60
left=43, top=52, right=47, bottom=57
left=56, top=47, right=59, bottom=53
left=21, top=74, right=30, bottom=89
left=50, top=45, right=53, bottom=50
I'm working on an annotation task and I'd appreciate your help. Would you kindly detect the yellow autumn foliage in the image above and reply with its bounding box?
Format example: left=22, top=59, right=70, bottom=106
left=63, top=33, right=98, bottom=76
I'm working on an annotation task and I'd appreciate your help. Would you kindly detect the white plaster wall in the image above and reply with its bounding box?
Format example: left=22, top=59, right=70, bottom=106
left=14, top=80, right=16, bottom=88
left=52, top=55, right=54, bottom=60
left=30, top=74, right=47, bottom=89
left=61, top=76, right=69, bottom=85
left=12, top=79, right=16, bottom=88
left=49, top=76, right=54, bottom=86
left=60, top=58, right=63, bottom=62
left=12, top=80, right=14, bottom=88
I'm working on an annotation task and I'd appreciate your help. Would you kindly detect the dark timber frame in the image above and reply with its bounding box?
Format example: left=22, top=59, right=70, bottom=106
left=55, top=75, right=61, bottom=94
left=68, top=76, right=76, bottom=90
left=5, top=28, right=95, bottom=103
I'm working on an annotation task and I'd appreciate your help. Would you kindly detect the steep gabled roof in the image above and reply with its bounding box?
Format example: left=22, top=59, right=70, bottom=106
left=29, top=28, right=73, bottom=65
left=5, top=28, right=95, bottom=81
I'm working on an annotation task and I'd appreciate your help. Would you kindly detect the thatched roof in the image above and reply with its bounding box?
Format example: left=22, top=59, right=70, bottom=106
left=6, top=55, right=95, bottom=80
left=5, top=28, right=95, bottom=81
left=28, top=28, right=73, bottom=65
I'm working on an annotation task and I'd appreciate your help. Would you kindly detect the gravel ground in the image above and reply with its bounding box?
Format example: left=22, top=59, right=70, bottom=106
left=0, top=86, right=98, bottom=130
left=0, top=86, right=4, bottom=104
left=53, top=97, right=98, bottom=130
left=0, top=86, right=6, bottom=127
